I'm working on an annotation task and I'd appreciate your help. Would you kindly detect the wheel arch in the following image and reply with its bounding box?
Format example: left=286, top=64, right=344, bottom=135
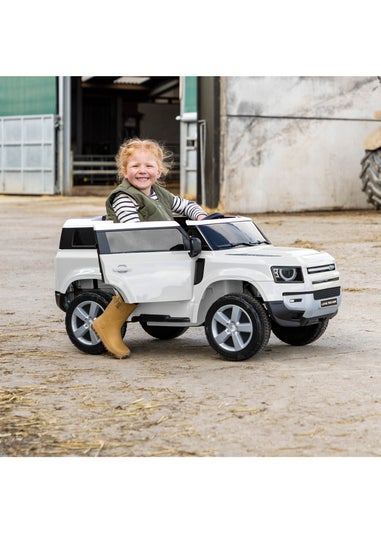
left=195, top=278, right=266, bottom=324
left=56, top=277, right=116, bottom=311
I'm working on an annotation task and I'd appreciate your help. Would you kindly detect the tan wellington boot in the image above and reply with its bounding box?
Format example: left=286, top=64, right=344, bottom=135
left=92, top=295, right=137, bottom=359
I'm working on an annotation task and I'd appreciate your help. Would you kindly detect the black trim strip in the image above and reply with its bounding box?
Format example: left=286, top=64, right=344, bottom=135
left=194, top=258, right=205, bottom=285
left=283, top=287, right=341, bottom=300
left=132, top=314, right=190, bottom=323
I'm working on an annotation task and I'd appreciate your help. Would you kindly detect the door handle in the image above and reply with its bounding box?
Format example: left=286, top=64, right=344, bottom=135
left=113, top=264, right=129, bottom=273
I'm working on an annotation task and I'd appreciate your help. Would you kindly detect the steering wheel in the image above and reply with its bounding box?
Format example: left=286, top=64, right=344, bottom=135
left=202, top=212, right=225, bottom=220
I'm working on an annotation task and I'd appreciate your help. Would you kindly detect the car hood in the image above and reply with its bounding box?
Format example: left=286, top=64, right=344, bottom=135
left=223, top=245, right=334, bottom=266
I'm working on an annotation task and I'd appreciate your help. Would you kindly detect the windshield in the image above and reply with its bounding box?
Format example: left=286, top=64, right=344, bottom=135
left=197, top=221, right=270, bottom=250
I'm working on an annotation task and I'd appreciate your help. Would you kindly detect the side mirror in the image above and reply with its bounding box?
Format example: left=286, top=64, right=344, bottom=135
left=188, top=237, right=202, bottom=258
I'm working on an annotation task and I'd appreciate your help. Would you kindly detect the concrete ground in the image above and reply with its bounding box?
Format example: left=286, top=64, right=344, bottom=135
left=0, top=195, right=380, bottom=457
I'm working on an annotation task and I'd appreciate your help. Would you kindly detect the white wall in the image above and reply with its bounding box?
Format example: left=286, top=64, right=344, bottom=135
left=220, top=77, right=381, bottom=213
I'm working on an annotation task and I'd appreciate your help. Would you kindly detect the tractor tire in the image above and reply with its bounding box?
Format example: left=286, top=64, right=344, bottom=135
left=360, top=149, right=381, bottom=210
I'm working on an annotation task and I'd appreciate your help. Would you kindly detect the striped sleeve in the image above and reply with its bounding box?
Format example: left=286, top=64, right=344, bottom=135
left=171, top=195, right=207, bottom=220
left=112, top=193, right=140, bottom=223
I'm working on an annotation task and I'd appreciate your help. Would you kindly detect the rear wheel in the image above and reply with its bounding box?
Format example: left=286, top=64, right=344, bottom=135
left=140, top=323, right=189, bottom=340
left=360, top=149, right=381, bottom=210
left=271, top=318, right=329, bottom=346
left=65, top=291, right=126, bottom=355
left=205, top=293, right=271, bottom=361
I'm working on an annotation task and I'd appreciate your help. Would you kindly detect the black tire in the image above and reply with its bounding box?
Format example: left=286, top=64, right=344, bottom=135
left=140, top=323, right=189, bottom=340
left=205, top=293, right=271, bottom=361
left=360, top=149, right=381, bottom=210
left=271, top=317, right=329, bottom=346
left=65, top=291, right=126, bottom=355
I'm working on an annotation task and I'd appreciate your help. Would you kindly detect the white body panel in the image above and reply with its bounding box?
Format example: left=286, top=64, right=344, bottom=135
left=55, top=216, right=341, bottom=328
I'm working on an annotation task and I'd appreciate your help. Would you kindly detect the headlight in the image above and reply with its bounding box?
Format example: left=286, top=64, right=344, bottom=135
left=271, top=266, right=303, bottom=283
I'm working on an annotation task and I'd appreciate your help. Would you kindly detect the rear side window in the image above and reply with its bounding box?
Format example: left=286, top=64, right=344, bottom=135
left=72, top=228, right=96, bottom=247
left=97, top=227, right=187, bottom=254
left=59, top=227, right=96, bottom=249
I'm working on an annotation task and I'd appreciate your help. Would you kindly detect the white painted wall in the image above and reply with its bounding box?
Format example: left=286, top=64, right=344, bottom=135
left=220, top=77, right=381, bottom=213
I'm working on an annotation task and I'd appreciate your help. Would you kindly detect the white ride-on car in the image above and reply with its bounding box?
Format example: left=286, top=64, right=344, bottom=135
left=55, top=213, right=341, bottom=361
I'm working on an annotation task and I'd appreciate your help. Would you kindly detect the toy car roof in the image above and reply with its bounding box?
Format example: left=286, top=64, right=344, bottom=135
left=61, top=215, right=253, bottom=231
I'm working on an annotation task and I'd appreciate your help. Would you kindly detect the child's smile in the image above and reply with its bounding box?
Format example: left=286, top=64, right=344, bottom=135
left=123, top=149, right=161, bottom=195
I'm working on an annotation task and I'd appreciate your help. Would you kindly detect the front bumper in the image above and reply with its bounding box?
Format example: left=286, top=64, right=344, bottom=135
left=266, top=286, right=341, bottom=327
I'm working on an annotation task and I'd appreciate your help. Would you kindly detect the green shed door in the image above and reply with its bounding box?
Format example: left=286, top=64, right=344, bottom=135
left=0, top=77, right=58, bottom=194
left=0, top=114, right=57, bottom=194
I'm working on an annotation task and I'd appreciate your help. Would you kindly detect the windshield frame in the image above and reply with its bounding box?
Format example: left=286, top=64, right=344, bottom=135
left=194, top=219, right=270, bottom=251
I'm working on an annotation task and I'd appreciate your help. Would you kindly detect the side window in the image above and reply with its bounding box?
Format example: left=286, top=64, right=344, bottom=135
left=59, top=227, right=96, bottom=249
left=99, top=228, right=187, bottom=254
left=72, top=228, right=97, bottom=247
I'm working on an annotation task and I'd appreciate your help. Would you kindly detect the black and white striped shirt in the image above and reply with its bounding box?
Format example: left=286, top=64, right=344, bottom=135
left=112, top=190, right=206, bottom=223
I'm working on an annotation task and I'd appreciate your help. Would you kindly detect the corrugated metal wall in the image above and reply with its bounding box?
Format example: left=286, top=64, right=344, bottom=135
left=0, top=77, right=57, bottom=116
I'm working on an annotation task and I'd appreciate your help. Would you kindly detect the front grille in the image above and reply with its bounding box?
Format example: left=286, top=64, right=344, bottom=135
left=307, top=264, right=335, bottom=274
left=313, top=287, right=341, bottom=300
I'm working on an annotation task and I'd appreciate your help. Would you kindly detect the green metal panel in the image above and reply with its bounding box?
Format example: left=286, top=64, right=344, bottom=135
left=0, top=77, right=57, bottom=116
left=183, top=76, right=197, bottom=113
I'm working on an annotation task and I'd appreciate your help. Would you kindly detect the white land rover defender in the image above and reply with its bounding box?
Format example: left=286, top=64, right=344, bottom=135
left=55, top=214, right=341, bottom=361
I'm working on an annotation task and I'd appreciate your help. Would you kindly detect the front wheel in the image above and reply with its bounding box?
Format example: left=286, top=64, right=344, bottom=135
left=271, top=318, right=329, bottom=346
left=360, top=149, right=381, bottom=210
left=205, top=293, right=271, bottom=361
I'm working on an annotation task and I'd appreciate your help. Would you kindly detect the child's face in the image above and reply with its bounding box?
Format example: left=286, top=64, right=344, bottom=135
left=123, top=149, right=161, bottom=195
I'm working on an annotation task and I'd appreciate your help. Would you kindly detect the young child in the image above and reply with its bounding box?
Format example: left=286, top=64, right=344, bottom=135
left=92, top=138, right=207, bottom=359
left=106, top=138, right=207, bottom=223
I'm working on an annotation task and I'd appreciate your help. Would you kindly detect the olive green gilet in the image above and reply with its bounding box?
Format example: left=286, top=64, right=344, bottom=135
left=105, top=181, right=174, bottom=222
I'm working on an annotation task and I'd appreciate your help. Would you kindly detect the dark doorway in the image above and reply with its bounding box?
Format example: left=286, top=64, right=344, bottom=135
left=70, top=76, right=180, bottom=193
left=197, top=77, right=220, bottom=208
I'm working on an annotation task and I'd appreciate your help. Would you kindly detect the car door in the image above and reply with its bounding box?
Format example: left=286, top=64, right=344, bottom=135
left=94, top=223, right=194, bottom=303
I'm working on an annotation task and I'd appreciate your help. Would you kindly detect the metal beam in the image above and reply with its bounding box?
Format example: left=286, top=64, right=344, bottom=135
left=58, top=76, right=72, bottom=195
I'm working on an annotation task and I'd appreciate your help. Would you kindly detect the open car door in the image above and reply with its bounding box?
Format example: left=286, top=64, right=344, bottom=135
left=94, top=221, right=195, bottom=303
